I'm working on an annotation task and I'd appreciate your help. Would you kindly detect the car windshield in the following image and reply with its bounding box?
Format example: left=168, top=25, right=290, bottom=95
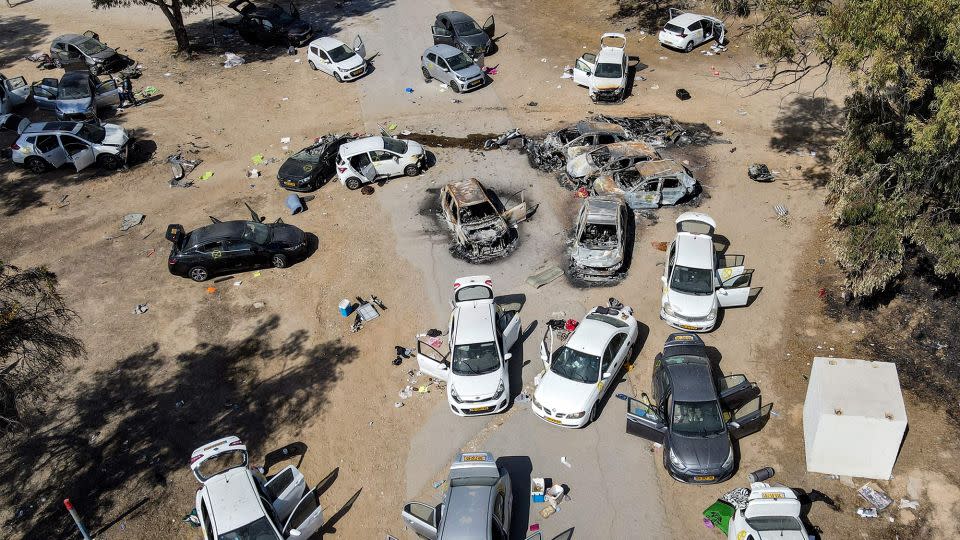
left=594, top=62, right=623, bottom=78
left=450, top=475, right=499, bottom=487
left=382, top=137, right=408, bottom=154
left=58, top=78, right=91, bottom=100
left=452, top=341, right=500, bottom=375
left=580, top=223, right=618, bottom=248
left=445, top=52, right=475, bottom=71
left=218, top=516, right=280, bottom=540
left=75, top=37, right=108, bottom=55
left=326, top=44, right=355, bottom=63
left=672, top=400, right=725, bottom=436
left=461, top=201, right=497, bottom=223
left=550, top=346, right=600, bottom=384
left=77, top=123, right=106, bottom=143
left=745, top=516, right=803, bottom=531
left=290, top=146, right=325, bottom=163
left=664, top=23, right=684, bottom=34
left=670, top=265, right=714, bottom=295
left=454, top=20, right=482, bottom=35
left=195, top=449, right=248, bottom=482
left=242, top=222, right=270, bottom=244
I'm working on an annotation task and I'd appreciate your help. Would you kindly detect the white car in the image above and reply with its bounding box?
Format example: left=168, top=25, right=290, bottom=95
left=416, top=275, right=521, bottom=416
left=532, top=302, right=638, bottom=427
left=727, top=482, right=813, bottom=540
left=660, top=213, right=754, bottom=332
left=334, top=136, right=425, bottom=190
left=572, top=33, right=629, bottom=102
left=658, top=10, right=726, bottom=53
left=12, top=121, right=131, bottom=173
left=190, top=436, right=324, bottom=539
left=306, top=36, right=367, bottom=82
left=0, top=73, right=32, bottom=114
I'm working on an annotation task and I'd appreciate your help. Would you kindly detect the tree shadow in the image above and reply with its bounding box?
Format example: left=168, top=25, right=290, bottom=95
left=769, top=96, right=843, bottom=187
left=0, top=15, right=49, bottom=67
left=0, top=315, right=359, bottom=538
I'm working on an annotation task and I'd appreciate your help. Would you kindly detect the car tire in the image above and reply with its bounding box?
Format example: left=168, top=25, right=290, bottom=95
left=188, top=266, right=209, bottom=282
left=334, top=72, right=342, bottom=83
left=97, top=153, right=121, bottom=171
left=25, top=156, right=50, bottom=174
left=450, top=82, right=460, bottom=93
left=422, top=67, right=432, bottom=83
left=89, top=64, right=100, bottom=76
left=308, top=60, right=318, bottom=71
left=404, top=164, right=420, bottom=177
left=271, top=254, right=288, bottom=268
left=54, top=57, right=63, bottom=69
left=684, top=40, right=694, bottom=53
left=345, top=177, right=362, bottom=190
left=589, top=402, right=600, bottom=423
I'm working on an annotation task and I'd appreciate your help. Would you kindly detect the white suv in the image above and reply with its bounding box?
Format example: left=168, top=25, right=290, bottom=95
left=658, top=10, right=726, bottom=53
left=12, top=120, right=130, bottom=173
left=572, top=33, right=628, bottom=102
left=416, top=275, right=521, bottom=416
left=335, top=136, right=425, bottom=190
left=191, top=436, right=324, bottom=540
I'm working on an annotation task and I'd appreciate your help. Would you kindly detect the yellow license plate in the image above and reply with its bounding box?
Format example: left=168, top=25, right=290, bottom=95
left=469, top=80, right=482, bottom=87
left=546, top=417, right=562, bottom=424
left=762, top=492, right=783, bottom=499
left=680, top=324, right=699, bottom=331
left=284, top=181, right=296, bottom=187
left=694, top=475, right=716, bottom=481
left=463, top=455, right=486, bottom=461
left=470, top=406, right=492, bottom=413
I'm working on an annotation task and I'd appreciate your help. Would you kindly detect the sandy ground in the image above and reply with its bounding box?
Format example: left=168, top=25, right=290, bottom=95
left=1, top=0, right=957, bottom=539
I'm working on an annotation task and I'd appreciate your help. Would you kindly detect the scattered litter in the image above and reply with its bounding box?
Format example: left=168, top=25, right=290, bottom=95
left=527, top=101, right=538, bottom=106
left=206, top=286, right=217, bottom=294
left=702, top=500, right=735, bottom=533
left=294, top=59, right=301, bottom=63
left=388, top=123, right=398, bottom=131
left=659, top=56, right=667, bottom=60
left=360, top=185, right=375, bottom=195
left=251, top=154, right=266, bottom=165
left=615, top=393, right=629, bottom=401
left=729, top=147, right=737, bottom=153
left=650, top=84, right=659, bottom=90
left=675, top=88, right=691, bottom=101
left=400, top=129, right=412, bottom=135
left=404, top=87, right=414, bottom=93
left=721, top=487, right=751, bottom=510
left=736, top=108, right=747, bottom=116
left=198, top=171, right=214, bottom=181
left=253, top=271, right=262, bottom=277
left=483, top=66, right=497, bottom=75
left=120, top=213, right=145, bottom=231
left=858, top=483, right=893, bottom=511
left=394, top=401, right=404, bottom=408
left=748, top=163, right=774, bottom=182
left=526, top=265, right=564, bottom=288
left=540, top=58, right=547, bottom=62
left=132, top=303, right=148, bottom=315
left=175, top=400, right=185, bottom=408
left=559, top=456, right=572, bottom=468
left=900, top=499, right=919, bottom=510
left=651, top=241, right=669, bottom=251
left=450, top=98, right=462, bottom=103
left=164, top=72, right=172, bottom=77
left=515, top=391, right=531, bottom=403
left=774, top=204, right=789, bottom=218
left=281, top=97, right=289, bottom=101
left=253, top=301, right=265, bottom=309
left=234, top=281, right=242, bottom=287
left=247, top=169, right=261, bottom=178
left=560, top=66, right=573, bottom=79
left=223, top=52, right=244, bottom=68
left=280, top=136, right=291, bottom=144
left=286, top=193, right=303, bottom=215
left=433, top=479, right=446, bottom=489
left=286, top=46, right=297, bottom=56
left=857, top=507, right=878, bottom=518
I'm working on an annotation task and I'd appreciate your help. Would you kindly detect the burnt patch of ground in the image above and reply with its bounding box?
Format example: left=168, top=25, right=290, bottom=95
left=402, top=132, right=501, bottom=151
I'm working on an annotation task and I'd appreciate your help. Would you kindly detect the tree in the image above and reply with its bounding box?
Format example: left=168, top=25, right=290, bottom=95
left=727, top=0, right=960, bottom=297
left=0, top=264, right=83, bottom=431
left=91, top=0, right=209, bottom=55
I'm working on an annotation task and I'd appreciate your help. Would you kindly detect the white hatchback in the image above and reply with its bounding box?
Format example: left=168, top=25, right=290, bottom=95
left=658, top=10, right=726, bottom=53
left=335, top=136, right=425, bottom=190
left=532, top=302, right=638, bottom=428
left=572, top=33, right=629, bottom=102
left=416, top=276, right=521, bottom=416
left=306, top=36, right=367, bottom=82
left=727, top=482, right=813, bottom=540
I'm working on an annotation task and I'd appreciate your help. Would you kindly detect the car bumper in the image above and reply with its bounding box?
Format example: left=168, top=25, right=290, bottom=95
left=571, top=263, right=623, bottom=281
left=658, top=32, right=686, bottom=49
left=660, top=308, right=716, bottom=332
left=455, top=77, right=486, bottom=93
left=667, top=465, right=734, bottom=484
left=337, top=64, right=368, bottom=81
left=278, top=177, right=317, bottom=192
left=590, top=88, right=624, bottom=102
left=531, top=402, right=588, bottom=428
left=450, top=395, right=508, bottom=416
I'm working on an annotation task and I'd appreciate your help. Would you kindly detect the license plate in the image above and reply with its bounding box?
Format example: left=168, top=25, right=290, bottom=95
left=469, top=406, right=492, bottom=413
left=680, top=324, right=699, bottom=331
left=463, top=455, right=486, bottom=461
left=351, top=68, right=364, bottom=76
left=545, top=417, right=562, bottom=424
left=469, top=79, right=482, bottom=87
left=694, top=475, right=716, bottom=482
left=284, top=181, right=296, bottom=187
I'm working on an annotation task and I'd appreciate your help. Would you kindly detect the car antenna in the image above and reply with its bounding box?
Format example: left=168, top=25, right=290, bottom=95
left=209, top=216, right=222, bottom=224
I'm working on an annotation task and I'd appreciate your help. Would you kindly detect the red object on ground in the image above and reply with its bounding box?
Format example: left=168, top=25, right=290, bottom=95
left=565, top=319, right=579, bottom=331
left=575, top=187, right=589, bottom=198
left=818, top=287, right=827, bottom=298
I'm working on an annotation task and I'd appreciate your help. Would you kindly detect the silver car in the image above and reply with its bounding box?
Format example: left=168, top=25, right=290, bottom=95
left=32, top=71, right=120, bottom=121
left=50, top=32, right=127, bottom=75
left=569, top=195, right=630, bottom=282
left=421, top=44, right=486, bottom=93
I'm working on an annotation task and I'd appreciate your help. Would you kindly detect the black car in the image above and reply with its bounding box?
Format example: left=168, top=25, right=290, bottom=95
left=624, top=333, right=771, bottom=484
left=166, top=214, right=307, bottom=282
left=431, top=11, right=495, bottom=59
left=228, top=0, right=313, bottom=46
left=277, top=134, right=355, bottom=192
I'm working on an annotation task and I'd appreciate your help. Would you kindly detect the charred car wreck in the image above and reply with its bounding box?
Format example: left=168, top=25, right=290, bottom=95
left=569, top=195, right=630, bottom=283
left=440, top=179, right=534, bottom=262
left=593, top=159, right=699, bottom=209
left=526, top=120, right=632, bottom=172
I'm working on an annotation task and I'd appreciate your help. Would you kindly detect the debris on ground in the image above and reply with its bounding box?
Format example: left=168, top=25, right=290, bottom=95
left=774, top=204, right=788, bottom=219
left=168, top=152, right=201, bottom=187
left=900, top=499, right=919, bottom=510
left=526, top=265, right=564, bottom=288
left=748, top=163, right=774, bottom=182
left=559, top=456, right=572, bottom=468
left=360, top=185, right=375, bottom=195
left=223, top=52, right=244, bottom=68
left=198, top=171, right=215, bottom=181
left=856, top=507, right=879, bottom=518
left=132, top=303, right=148, bottom=315
left=247, top=169, right=261, bottom=178
left=858, top=483, right=893, bottom=511
left=351, top=295, right=385, bottom=332
left=483, top=128, right=523, bottom=150
left=120, top=213, right=145, bottom=231
left=676, top=88, right=691, bottom=100
left=285, top=193, right=303, bottom=215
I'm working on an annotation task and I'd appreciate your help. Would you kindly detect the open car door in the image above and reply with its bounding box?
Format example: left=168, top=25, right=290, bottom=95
left=539, top=327, right=554, bottom=369
left=416, top=340, right=450, bottom=382
left=352, top=35, right=366, bottom=59
left=600, top=32, right=627, bottom=50
left=717, top=270, right=754, bottom=308
left=483, top=15, right=495, bottom=38
left=69, top=146, right=96, bottom=172
left=502, top=200, right=529, bottom=227
left=675, top=211, right=716, bottom=235
left=282, top=486, right=324, bottom=538
left=728, top=396, right=772, bottom=439
left=2, top=76, right=31, bottom=107
left=431, top=25, right=454, bottom=45
left=572, top=53, right=596, bottom=87
left=361, top=161, right=378, bottom=182
left=95, top=78, right=121, bottom=106
left=264, top=465, right=308, bottom=522
left=718, top=374, right=761, bottom=411
left=629, top=179, right=662, bottom=209
left=401, top=502, right=439, bottom=540
left=497, top=311, right=521, bottom=354
left=625, top=398, right=667, bottom=443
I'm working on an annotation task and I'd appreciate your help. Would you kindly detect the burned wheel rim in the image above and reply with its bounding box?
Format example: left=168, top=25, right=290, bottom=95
left=404, top=164, right=419, bottom=177
left=189, top=267, right=208, bottom=282
left=272, top=254, right=287, bottom=268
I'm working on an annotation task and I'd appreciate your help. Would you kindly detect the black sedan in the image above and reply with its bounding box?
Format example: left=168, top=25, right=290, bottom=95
left=431, top=11, right=495, bottom=59
left=277, top=134, right=354, bottom=192
left=624, top=333, right=771, bottom=484
left=166, top=218, right=307, bottom=282
left=228, top=0, right=313, bottom=46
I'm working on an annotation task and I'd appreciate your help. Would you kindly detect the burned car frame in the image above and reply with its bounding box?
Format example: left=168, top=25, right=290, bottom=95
left=592, top=159, right=699, bottom=209
left=440, top=179, right=533, bottom=262
left=569, top=195, right=630, bottom=282
left=565, top=140, right=659, bottom=183
left=526, top=121, right=633, bottom=171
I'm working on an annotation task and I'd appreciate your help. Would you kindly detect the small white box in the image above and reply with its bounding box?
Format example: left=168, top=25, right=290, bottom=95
left=803, top=357, right=907, bottom=480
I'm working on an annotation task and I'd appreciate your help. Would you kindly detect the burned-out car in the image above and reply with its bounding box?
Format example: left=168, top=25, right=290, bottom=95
left=569, top=195, right=629, bottom=281
left=527, top=121, right=632, bottom=170
left=278, top=134, right=355, bottom=191
left=440, top=179, right=532, bottom=261
left=49, top=32, right=129, bottom=75
left=593, top=159, right=699, bottom=209
left=565, top=140, right=659, bottom=182
left=228, top=0, right=313, bottom=46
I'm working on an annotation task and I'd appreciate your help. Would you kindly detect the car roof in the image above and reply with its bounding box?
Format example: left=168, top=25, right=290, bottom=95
left=567, top=316, right=618, bottom=355
left=665, top=362, right=717, bottom=402
left=438, top=11, right=472, bottom=23
left=668, top=13, right=705, bottom=26
left=340, top=136, right=386, bottom=154
left=202, top=467, right=267, bottom=533
left=440, top=484, right=492, bottom=540
left=446, top=179, right=490, bottom=205
left=426, top=43, right=463, bottom=57
left=674, top=232, right=714, bottom=269
left=188, top=221, right=250, bottom=245
left=637, top=159, right=686, bottom=178
left=597, top=141, right=658, bottom=159
left=453, top=302, right=496, bottom=344
left=22, top=121, right=82, bottom=135
left=309, top=36, right=346, bottom=50
left=60, top=71, right=91, bottom=83
left=574, top=121, right=625, bottom=135
left=583, top=196, right=622, bottom=225
left=53, top=34, right=89, bottom=44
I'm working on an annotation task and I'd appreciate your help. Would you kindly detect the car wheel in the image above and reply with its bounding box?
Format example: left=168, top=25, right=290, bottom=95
left=189, top=266, right=209, bottom=282
left=25, top=156, right=50, bottom=174
left=308, top=60, right=317, bottom=71
left=89, top=64, right=100, bottom=76
left=422, top=67, right=432, bottom=82
left=449, top=82, right=460, bottom=93
left=684, top=40, right=694, bottom=53
left=271, top=254, right=288, bottom=268
left=97, top=153, right=121, bottom=171
left=345, top=177, right=362, bottom=190
left=404, top=164, right=420, bottom=177
left=334, top=72, right=342, bottom=83
left=589, top=402, right=600, bottom=423
left=54, top=57, right=63, bottom=69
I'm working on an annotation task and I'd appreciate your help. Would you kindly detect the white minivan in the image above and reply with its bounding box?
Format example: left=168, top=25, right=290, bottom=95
left=335, top=136, right=425, bottom=190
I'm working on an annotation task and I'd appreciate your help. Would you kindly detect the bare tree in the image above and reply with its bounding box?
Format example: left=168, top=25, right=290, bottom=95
left=90, top=0, right=211, bottom=55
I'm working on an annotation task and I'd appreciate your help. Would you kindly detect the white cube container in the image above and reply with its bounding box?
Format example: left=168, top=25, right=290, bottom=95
left=803, top=357, right=907, bottom=480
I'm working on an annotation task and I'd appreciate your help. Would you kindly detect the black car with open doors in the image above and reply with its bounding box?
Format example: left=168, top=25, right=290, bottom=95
left=228, top=0, right=313, bottom=46
left=277, top=134, right=355, bottom=192
left=166, top=205, right=308, bottom=282
left=431, top=11, right=495, bottom=59
left=624, top=333, right=771, bottom=484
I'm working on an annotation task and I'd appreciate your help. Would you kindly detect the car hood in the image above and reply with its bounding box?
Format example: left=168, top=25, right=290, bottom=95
left=459, top=32, right=492, bottom=49
left=668, top=431, right=731, bottom=472
left=102, top=124, right=129, bottom=146
left=56, top=98, right=94, bottom=113
left=278, top=158, right=316, bottom=181
left=534, top=370, right=594, bottom=414
left=286, top=21, right=312, bottom=35
left=269, top=224, right=305, bottom=246
left=90, top=48, right=118, bottom=61
left=566, top=154, right=595, bottom=178
left=592, top=176, right=624, bottom=196
left=405, top=140, right=425, bottom=155
left=451, top=370, right=502, bottom=400
left=335, top=54, right=366, bottom=71
left=572, top=245, right=621, bottom=267
left=591, top=77, right=624, bottom=90
left=667, top=289, right=716, bottom=318
left=453, top=62, right=484, bottom=80
left=566, top=145, right=596, bottom=160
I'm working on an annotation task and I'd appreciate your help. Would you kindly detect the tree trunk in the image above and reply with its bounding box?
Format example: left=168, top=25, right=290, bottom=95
left=153, top=0, right=191, bottom=55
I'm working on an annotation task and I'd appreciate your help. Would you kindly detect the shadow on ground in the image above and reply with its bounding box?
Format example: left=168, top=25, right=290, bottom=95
left=0, top=315, right=358, bottom=538
left=0, top=14, right=49, bottom=67
left=769, top=96, right=843, bottom=187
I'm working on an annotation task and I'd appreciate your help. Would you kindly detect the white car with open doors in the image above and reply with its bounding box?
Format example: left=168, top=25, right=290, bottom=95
left=190, top=436, right=324, bottom=540
left=660, top=213, right=756, bottom=332
left=335, top=136, right=425, bottom=190
left=306, top=36, right=367, bottom=82
left=658, top=9, right=726, bottom=53
left=416, top=276, right=520, bottom=416
left=532, top=300, right=638, bottom=428
left=572, top=33, right=629, bottom=103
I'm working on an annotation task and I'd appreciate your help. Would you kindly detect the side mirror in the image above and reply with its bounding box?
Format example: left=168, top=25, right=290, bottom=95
left=504, top=353, right=513, bottom=361
left=393, top=156, right=399, bottom=162
left=660, top=276, right=667, bottom=285
left=728, top=421, right=741, bottom=430
left=603, top=371, right=611, bottom=379
left=289, top=530, right=302, bottom=537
